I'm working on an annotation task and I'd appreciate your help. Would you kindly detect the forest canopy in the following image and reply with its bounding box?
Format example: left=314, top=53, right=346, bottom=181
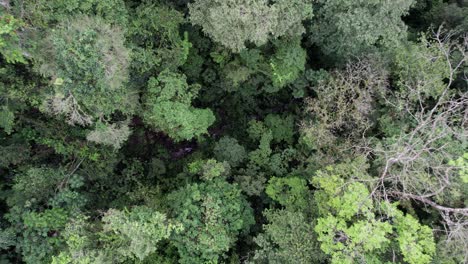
left=0, top=0, right=467, bottom=263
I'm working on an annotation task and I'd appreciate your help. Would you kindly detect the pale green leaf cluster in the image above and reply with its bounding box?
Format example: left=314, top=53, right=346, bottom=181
left=188, top=159, right=231, bottom=181
left=449, top=153, right=468, bottom=183
left=393, top=37, right=452, bottom=101
left=86, top=122, right=131, bottom=149
left=311, top=0, right=414, bottom=61
left=35, top=16, right=132, bottom=125
left=101, top=206, right=183, bottom=261
left=189, top=0, right=313, bottom=52
left=51, top=206, right=181, bottom=264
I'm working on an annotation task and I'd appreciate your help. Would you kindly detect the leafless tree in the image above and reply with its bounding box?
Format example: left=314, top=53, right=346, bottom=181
left=370, top=27, right=468, bottom=260
left=0, top=0, right=10, bottom=9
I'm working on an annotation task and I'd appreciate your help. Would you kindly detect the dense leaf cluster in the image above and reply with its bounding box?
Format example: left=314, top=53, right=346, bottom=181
left=0, top=0, right=467, bottom=263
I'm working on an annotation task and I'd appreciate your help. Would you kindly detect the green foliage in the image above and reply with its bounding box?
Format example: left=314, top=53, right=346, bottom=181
left=234, top=164, right=267, bottom=196
left=13, top=0, right=128, bottom=27
left=0, top=228, right=15, bottom=250
left=264, top=114, right=295, bottom=144
left=449, top=153, right=468, bottom=184
left=268, top=147, right=297, bottom=177
left=266, top=177, right=308, bottom=210
left=8, top=167, right=74, bottom=207
left=167, top=179, right=254, bottom=263
left=189, top=0, right=313, bottom=52
left=374, top=114, right=467, bottom=207
left=0, top=1, right=465, bottom=263
left=222, top=48, right=265, bottom=90
left=86, top=121, right=131, bottom=149
left=423, top=1, right=468, bottom=34
left=312, top=162, right=436, bottom=264
left=213, top=136, right=247, bottom=167
left=249, top=130, right=273, bottom=167
left=51, top=206, right=181, bottom=264
left=51, top=216, right=105, bottom=264
left=393, top=214, right=436, bottom=264
left=128, top=1, right=191, bottom=75
left=143, top=70, right=215, bottom=141
left=0, top=62, right=43, bottom=110
left=220, top=36, right=306, bottom=92
left=393, top=37, right=451, bottom=100
left=4, top=167, right=87, bottom=263
left=35, top=15, right=132, bottom=125
left=301, top=59, right=387, bottom=156
left=253, top=209, right=324, bottom=264
left=269, top=37, right=306, bottom=89
left=189, top=159, right=231, bottom=181
left=247, top=119, right=268, bottom=141
left=0, top=106, right=14, bottom=134
left=101, top=206, right=183, bottom=261
left=19, top=208, right=69, bottom=263
left=0, top=143, right=30, bottom=168
left=0, top=14, right=26, bottom=63
left=311, top=0, right=414, bottom=61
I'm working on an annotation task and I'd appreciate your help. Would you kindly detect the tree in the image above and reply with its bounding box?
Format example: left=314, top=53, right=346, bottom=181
left=0, top=14, right=26, bottom=63
left=371, top=30, right=468, bottom=261
left=310, top=0, right=414, bottom=62
left=189, top=0, right=313, bottom=52
left=253, top=209, right=324, bottom=264
left=12, top=0, right=128, bottom=28
left=392, top=34, right=452, bottom=101
left=1, top=0, right=467, bottom=263
left=300, top=58, right=387, bottom=165
left=268, top=37, right=307, bottom=89
left=52, top=206, right=182, bottom=263
left=143, top=70, right=215, bottom=141
left=34, top=15, right=133, bottom=126
left=264, top=114, right=295, bottom=144
left=167, top=179, right=254, bottom=263
left=214, top=136, right=247, bottom=167
left=5, top=168, right=86, bottom=263
left=128, top=1, right=191, bottom=77
left=100, top=206, right=183, bottom=261
left=265, top=177, right=309, bottom=211
left=421, top=1, right=468, bottom=35
left=19, top=208, right=70, bottom=263
left=188, top=158, right=231, bottom=181
left=86, top=121, right=131, bottom=149
left=311, top=160, right=436, bottom=264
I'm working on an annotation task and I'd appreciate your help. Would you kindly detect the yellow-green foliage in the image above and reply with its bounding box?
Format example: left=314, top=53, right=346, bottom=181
left=312, top=162, right=436, bottom=264
left=0, top=14, right=25, bottom=63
